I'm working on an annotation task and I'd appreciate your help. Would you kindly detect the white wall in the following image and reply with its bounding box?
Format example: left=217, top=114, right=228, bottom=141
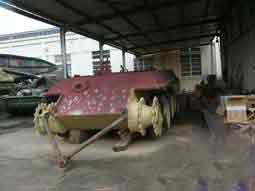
left=138, top=45, right=221, bottom=92
left=0, top=31, right=135, bottom=76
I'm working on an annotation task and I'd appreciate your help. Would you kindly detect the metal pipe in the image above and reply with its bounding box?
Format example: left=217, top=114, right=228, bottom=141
left=122, top=50, right=126, bottom=71
left=66, top=111, right=128, bottom=161
left=60, top=28, right=68, bottom=79
left=210, top=42, right=214, bottom=75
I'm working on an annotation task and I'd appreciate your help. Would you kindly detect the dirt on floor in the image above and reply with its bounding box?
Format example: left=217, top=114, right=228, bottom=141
left=0, top=112, right=254, bottom=191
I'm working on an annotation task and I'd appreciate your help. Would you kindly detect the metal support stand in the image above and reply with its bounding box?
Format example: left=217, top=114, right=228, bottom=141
left=112, top=128, right=132, bottom=152
left=60, top=28, right=68, bottom=79
left=122, top=50, right=126, bottom=71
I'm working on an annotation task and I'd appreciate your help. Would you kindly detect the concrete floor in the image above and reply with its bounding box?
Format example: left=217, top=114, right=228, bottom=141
left=0, top=113, right=253, bottom=191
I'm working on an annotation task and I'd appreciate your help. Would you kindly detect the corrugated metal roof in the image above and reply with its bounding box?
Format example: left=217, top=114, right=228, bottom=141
left=0, top=0, right=234, bottom=55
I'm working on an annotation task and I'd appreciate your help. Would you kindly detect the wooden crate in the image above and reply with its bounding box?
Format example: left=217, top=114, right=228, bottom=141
left=247, top=95, right=255, bottom=109
left=225, top=96, right=247, bottom=123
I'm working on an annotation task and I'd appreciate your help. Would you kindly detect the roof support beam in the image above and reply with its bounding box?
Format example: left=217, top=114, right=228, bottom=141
left=54, top=0, right=138, bottom=47
left=203, top=0, right=211, bottom=18
left=0, top=0, right=63, bottom=27
left=200, top=0, right=212, bottom=40
left=0, top=0, right=129, bottom=51
left=77, top=0, right=201, bottom=26
left=0, top=0, right=231, bottom=56
left=139, top=42, right=211, bottom=56
left=106, top=18, right=220, bottom=41
left=143, top=0, right=169, bottom=39
left=176, top=1, right=186, bottom=45
left=96, top=0, right=155, bottom=44
left=130, top=33, right=218, bottom=51
left=0, top=1, right=61, bottom=27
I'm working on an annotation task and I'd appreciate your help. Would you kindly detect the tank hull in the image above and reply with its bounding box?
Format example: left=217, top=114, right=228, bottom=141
left=36, top=70, right=179, bottom=136
left=55, top=113, right=126, bottom=130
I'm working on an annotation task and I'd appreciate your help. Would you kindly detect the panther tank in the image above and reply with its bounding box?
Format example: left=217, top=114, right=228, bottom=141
left=34, top=70, right=179, bottom=147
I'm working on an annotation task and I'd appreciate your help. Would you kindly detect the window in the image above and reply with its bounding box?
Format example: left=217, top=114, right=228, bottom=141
left=181, top=48, right=201, bottom=77
left=54, top=54, right=71, bottom=64
left=134, top=58, right=154, bottom=71
left=91, top=50, right=111, bottom=74
left=54, top=54, right=72, bottom=76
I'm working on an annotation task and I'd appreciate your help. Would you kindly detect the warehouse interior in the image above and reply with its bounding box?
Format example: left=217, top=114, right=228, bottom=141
left=1, top=0, right=255, bottom=190
left=1, top=0, right=254, bottom=92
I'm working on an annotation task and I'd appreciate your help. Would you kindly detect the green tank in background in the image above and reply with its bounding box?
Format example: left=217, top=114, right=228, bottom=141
left=0, top=54, right=58, bottom=115
left=0, top=54, right=57, bottom=75
left=0, top=68, right=15, bottom=96
left=1, top=96, right=45, bottom=114
left=0, top=76, right=51, bottom=114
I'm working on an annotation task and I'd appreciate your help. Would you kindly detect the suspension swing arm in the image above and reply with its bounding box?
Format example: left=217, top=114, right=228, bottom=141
left=42, top=111, right=128, bottom=168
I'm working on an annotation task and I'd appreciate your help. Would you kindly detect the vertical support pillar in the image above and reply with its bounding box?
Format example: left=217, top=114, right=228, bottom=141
left=99, top=42, right=104, bottom=65
left=122, top=50, right=126, bottom=71
left=211, top=41, right=215, bottom=75
left=188, top=48, right=192, bottom=76
left=60, top=27, right=68, bottom=78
